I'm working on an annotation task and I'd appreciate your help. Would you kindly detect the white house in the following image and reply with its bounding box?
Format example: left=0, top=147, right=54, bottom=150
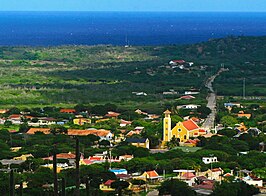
left=202, top=157, right=218, bottom=164
left=183, top=104, right=201, bottom=109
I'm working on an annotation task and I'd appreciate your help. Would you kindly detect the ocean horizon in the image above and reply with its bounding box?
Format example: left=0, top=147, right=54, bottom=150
left=0, top=11, right=266, bottom=46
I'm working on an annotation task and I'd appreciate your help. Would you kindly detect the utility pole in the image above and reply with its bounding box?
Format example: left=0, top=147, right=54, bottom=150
left=74, top=137, right=80, bottom=196
left=53, top=146, right=58, bottom=196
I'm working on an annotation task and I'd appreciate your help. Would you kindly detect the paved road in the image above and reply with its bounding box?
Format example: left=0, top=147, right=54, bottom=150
left=147, top=190, right=159, bottom=196
left=202, top=68, right=228, bottom=132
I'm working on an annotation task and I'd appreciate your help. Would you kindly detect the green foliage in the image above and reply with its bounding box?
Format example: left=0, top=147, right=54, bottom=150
left=158, top=179, right=196, bottom=196
left=220, top=115, right=238, bottom=127
left=212, top=181, right=260, bottom=196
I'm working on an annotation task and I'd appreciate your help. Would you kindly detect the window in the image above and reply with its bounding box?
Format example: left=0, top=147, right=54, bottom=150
left=178, top=128, right=182, bottom=132
left=184, top=135, right=187, bottom=140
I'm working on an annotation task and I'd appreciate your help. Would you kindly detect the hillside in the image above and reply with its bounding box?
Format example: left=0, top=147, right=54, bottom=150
left=0, top=36, right=265, bottom=110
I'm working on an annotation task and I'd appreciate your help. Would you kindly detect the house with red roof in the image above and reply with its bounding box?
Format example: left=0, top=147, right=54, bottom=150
left=60, top=109, right=76, bottom=114
left=163, top=110, right=205, bottom=145
left=169, top=60, right=186, bottom=65
left=99, top=180, right=116, bottom=192
left=134, top=170, right=162, bottom=181
left=105, top=111, right=120, bottom=118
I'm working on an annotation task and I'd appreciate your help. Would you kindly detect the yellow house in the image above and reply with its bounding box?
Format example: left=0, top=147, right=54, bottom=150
left=99, top=180, right=116, bottom=192
left=163, top=110, right=201, bottom=145
left=73, top=118, right=91, bottom=126
left=13, top=154, right=34, bottom=161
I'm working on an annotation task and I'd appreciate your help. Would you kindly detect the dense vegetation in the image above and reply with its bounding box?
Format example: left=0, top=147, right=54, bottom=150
left=0, top=36, right=265, bottom=111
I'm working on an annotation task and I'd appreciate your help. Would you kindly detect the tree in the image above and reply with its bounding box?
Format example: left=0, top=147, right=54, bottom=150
left=220, top=116, right=238, bottom=127
left=212, top=181, right=260, bottom=196
left=158, top=179, right=196, bottom=196
left=165, top=136, right=180, bottom=149
left=111, top=180, right=130, bottom=196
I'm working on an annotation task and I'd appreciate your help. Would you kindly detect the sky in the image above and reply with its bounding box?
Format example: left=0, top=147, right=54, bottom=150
left=0, top=0, right=266, bottom=12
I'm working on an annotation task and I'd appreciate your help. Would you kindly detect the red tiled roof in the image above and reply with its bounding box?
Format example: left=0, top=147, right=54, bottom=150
left=8, top=114, right=22, bottom=119
left=184, top=139, right=198, bottom=144
left=68, top=129, right=111, bottom=137
left=180, top=95, right=195, bottom=99
left=172, top=60, right=185, bottom=64
left=120, top=119, right=132, bottom=124
left=60, top=109, right=76, bottom=113
left=182, top=172, right=195, bottom=179
left=27, top=128, right=51, bottom=134
left=146, top=170, right=159, bottom=178
left=89, top=156, right=102, bottom=161
left=105, top=111, right=120, bottom=117
left=211, top=168, right=223, bottom=172
left=56, top=153, right=75, bottom=159
left=182, top=119, right=199, bottom=131
left=104, top=180, right=115, bottom=186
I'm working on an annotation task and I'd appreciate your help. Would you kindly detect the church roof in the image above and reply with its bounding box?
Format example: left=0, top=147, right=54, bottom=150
left=182, top=119, right=199, bottom=131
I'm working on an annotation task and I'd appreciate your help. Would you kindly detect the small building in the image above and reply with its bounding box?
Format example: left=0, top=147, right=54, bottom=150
left=237, top=111, right=251, bottom=119
left=202, top=157, right=218, bottom=164
left=99, top=180, right=116, bottom=192
left=13, top=154, right=33, bottom=161
left=120, top=119, right=132, bottom=127
left=60, top=109, right=76, bottom=114
left=182, top=104, right=201, bottom=109
left=134, top=170, right=161, bottom=181
left=169, top=60, right=186, bottom=65
left=179, top=95, right=196, bottom=100
left=125, top=138, right=149, bottom=149
left=73, top=118, right=91, bottom=126
left=105, top=111, right=120, bottom=118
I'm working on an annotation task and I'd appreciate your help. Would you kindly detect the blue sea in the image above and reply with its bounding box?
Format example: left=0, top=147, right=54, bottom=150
left=0, top=12, right=266, bottom=46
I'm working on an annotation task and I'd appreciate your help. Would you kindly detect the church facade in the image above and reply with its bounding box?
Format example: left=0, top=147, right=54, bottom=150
left=163, top=110, right=205, bottom=144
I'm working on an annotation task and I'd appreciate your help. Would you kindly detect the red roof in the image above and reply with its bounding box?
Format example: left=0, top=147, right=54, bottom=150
left=146, top=170, right=159, bottom=178
left=182, top=119, right=199, bottom=131
left=105, top=111, right=120, bottom=118
left=184, top=139, right=198, bottom=144
left=120, top=119, right=132, bottom=125
left=180, top=95, right=195, bottom=99
left=60, top=109, right=76, bottom=113
left=89, top=156, right=102, bottom=161
left=104, top=180, right=115, bottom=186
left=182, top=172, right=195, bottom=179
left=199, top=129, right=206, bottom=133
left=211, top=168, right=223, bottom=172
left=27, top=128, right=51, bottom=134
left=172, top=60, right=186, bottom=64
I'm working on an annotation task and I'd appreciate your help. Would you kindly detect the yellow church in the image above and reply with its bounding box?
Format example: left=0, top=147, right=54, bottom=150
left=163, top=110, right=204, bottom=144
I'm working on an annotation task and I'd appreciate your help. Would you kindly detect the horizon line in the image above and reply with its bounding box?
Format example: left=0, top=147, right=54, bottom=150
left=0, top=10, right=266, bottom=13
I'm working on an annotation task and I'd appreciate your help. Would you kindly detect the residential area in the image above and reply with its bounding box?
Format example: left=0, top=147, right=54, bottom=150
left=0, top=94, right=265, bottom=195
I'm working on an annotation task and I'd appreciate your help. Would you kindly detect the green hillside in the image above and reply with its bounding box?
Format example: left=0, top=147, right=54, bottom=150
left=0, top=36, right=265, bottom=109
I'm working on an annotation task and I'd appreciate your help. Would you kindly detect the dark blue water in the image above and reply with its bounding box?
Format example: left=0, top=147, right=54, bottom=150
left=0, top=12, right=266, bottom=46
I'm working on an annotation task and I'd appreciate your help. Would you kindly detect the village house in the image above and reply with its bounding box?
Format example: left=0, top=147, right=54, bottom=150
left=202, top=157, right=218, bottom=164
left=73, top=117, right=91, bottom=126
left=125, top=138, right=150, bottom=149
left=99, top=180, right=116, bottom=192
left=179, top=95, right=196, bottom=100
left=105, top=111, right=120, bottom=118
left=199, top=168, right=224, bottom=181
left=28, top=117, right=56, bottom=126
left=120, top=119, right=132, bottom=127
left=13, top=154, right=34, bottom=161
left=60, top=109, right=76, bottom=114
left=237, top=111, right=251, bottom=119
left=134, top=170, right=161, bottom=182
